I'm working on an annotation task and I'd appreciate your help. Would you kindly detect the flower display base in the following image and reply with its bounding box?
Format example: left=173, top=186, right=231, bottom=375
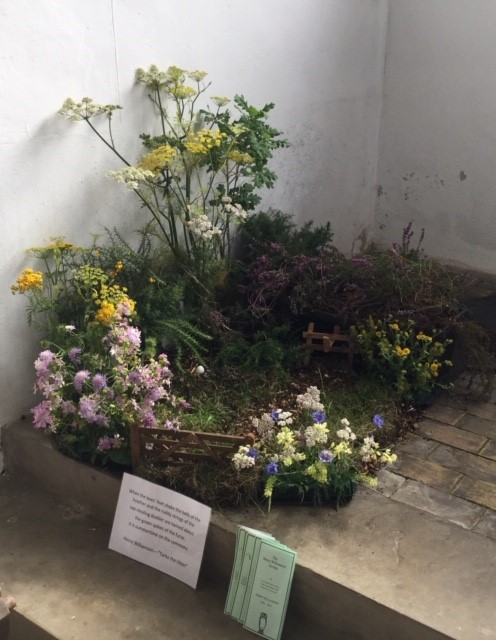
left=268, top=481, right=357, bottom=509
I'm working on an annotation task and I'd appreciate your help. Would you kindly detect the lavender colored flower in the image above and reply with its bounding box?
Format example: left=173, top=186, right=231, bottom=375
left=97, top=435, right=113, bottom=451
left=266, top=461, right=279, bottom=475
left=373, top=414, right=385, bottom=428
left=312, top=410, right=327, bottom=424
left=271, top=409, right=281, bottom=421
left=32, top=401, right=55, bottom=430
left=318, top=450, right=335, bottom=463
left=79, top=396, right=99, bottom=423
left=68, top=347, right=82, bottom=365
left=92, top=373, right=108, bottom=392
left=74, top=370, right=90, bottom=392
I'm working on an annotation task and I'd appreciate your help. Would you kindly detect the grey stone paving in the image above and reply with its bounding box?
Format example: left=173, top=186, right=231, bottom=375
left=378, top=380, right=496, bottom=541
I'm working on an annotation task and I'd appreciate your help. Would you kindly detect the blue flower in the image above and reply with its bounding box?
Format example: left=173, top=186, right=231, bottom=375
left=373, top=414, right=385, bottom=428
left=266, top=461, right=279, bottom=475
left=312, top=410, right=326, bottom=424
left=247, top=447, right=259, bottom=460
left=271, top=409, right=281, bottom=421
left=318, top=450, right=334, bottom=463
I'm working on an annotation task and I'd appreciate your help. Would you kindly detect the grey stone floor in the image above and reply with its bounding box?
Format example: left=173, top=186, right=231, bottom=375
left=376, top=372, right=496, bottom=539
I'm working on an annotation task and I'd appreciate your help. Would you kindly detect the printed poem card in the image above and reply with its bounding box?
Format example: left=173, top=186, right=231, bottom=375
left=109, top=473, right=211, bottom=588
left=225, top=526, right=296, bottom=640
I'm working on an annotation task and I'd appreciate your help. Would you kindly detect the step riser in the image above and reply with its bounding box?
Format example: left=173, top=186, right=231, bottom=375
left=0, top=422, right=453, bottom=640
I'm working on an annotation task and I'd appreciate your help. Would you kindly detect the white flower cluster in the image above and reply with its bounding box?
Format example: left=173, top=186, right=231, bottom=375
left=360, top=436, right=379, bottom=463
left=135, top=64, right=173, bottom=87
left=295, top=386, right=324, bottom=412
left=232, top=445, right=256, bottom=470
left=336, top=419, right=357, bottom=441
left=304, top=423, right=329, bottom=447
left=186, top=215, right=221, bottom=240
left=59, top=97, right=121, bottom=121
left=108, top=167, right=154, bottom=190
left=224, top=202, right=248, bottom=221
left=252, top=413, right=276, bottom=442
left=273, top=410, right=293, bottom=426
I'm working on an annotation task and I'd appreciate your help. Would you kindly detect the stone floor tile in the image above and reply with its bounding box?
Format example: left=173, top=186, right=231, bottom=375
left=480, top=439, right=496, bottom=462
left=466, top=401, right=496, bottom=421
left=391, top=454, right=461, bottom=491
left=473, top=509, right=496, bottom=540
left=456, top=414, right=496, bottom=439
left=373, top=469, right=406, bottom=497
left=452, top=476, right=496, bottom=511
left=396, top=435, right=439, bottom=459
left=428, top=443, right=496, bottom=483
left=417, top=419, right=488, bottom=453
left=391, top=479, right=484, bottom=529
left=421, top=404, right=466, bottom=426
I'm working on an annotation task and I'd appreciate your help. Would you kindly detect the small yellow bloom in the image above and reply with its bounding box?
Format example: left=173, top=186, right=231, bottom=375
left=149, top=277, right=156, bottom=284
left=416, top=332, right=433, bottom=342
left=389, top=323, right=400, bottom=331
left=11, top=268, right=43, bottom=294
left=94, top=301, right=116, bottom=325
left=138, top=145, right=177, bottom=174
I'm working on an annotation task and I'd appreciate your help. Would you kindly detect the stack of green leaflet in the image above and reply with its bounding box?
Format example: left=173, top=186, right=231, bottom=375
left=225, top=526, right=297, bottom=640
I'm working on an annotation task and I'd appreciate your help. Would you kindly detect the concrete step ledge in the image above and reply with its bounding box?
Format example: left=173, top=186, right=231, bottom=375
left=3, top=420, right=496, bottom=640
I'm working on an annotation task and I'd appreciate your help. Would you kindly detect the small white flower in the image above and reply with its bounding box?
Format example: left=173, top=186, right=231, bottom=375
left=108, top=166, right=154, bottom=190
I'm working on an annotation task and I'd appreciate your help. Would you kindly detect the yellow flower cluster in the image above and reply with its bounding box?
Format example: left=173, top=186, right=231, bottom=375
left=389, top=323, right=400, bottom=331
left=395, top=346, right=411, bottom=358
left=95, top=301, right=117, bottom=325
left=305, top=461, right=329, bottom=485
left=227, top=150, right=254, bottom=165
left=276, top=426, right=295, bottom=448
left=11, top=268, right=43, bottom=294
left=416, top=332, right=433, bottom=342
left=138, top=145, right=177, bottom=174
left=430, top=362, right=441, bottom=377
left=184, top=129, right=226, bottom=155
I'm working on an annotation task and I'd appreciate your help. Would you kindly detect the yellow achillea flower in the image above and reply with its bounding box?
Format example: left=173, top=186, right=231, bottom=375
left=95, top=301, right=116, bottom=325
left=389, top=323, right=400, bottom=331
left=11, top=268, right=43, bottom=294
left=394, top=346, right=411, bottom=357
left=184, top=128, right=226, bottom=154
left=138, top=145, right=177, bottom=174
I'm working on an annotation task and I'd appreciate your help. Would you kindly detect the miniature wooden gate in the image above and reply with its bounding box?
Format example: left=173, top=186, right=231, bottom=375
left=302, top=322, right=354, bottom=366
left=130, top=424, right=255, bottom=473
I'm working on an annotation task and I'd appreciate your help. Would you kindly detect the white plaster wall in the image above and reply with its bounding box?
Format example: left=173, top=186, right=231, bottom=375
left=0, top=0, right=388, bottom=421
left=375, top=0, right=496, bottom=273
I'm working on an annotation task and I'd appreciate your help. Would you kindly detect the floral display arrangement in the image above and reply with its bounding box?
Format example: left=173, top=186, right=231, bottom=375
left=12, top=62, right=483, bottom=510
left=233, top=386, right=396, bottom=509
